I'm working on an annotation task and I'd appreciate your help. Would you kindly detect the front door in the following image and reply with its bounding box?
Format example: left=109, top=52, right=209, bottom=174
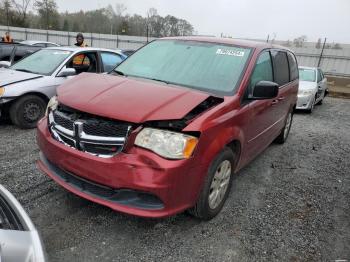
left=241, top=50, right=281, bottom=164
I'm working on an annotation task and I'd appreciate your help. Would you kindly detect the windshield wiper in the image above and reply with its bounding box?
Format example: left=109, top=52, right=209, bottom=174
left=114, top=70, right=127, bottom=76
left=146, top=77, right=170, bottom=85
left=15, top=69, right=35, bottom=74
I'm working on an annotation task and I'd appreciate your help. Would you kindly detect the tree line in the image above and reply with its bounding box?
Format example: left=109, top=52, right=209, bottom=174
left=0, top=0, right=195, bottom=37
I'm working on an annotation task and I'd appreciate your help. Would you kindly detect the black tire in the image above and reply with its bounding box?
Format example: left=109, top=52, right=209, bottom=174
left=275, top=109, right=293, bottom=144
left=188, top=147, right=235, bottom=220
left=9, top=95, right=46, bottom=129
left=317, top=99, right=323, bottom=105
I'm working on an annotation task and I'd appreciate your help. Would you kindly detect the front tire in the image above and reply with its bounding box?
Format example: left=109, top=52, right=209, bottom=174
left=9, top=95, right=46, bottom=129
left=188, top=147, right=235, bottom=220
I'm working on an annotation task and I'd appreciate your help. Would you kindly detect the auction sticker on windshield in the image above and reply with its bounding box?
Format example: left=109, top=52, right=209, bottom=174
left=216, top=49, right=245, bottom=57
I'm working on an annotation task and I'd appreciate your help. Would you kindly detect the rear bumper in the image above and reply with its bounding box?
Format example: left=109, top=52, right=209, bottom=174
left=36, top=117, right=205, bottom=218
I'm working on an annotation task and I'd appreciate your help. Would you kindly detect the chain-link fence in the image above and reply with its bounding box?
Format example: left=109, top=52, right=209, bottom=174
left=0, top=25, right=156, bottom=50
left=1, top=25, right=350, bottom=78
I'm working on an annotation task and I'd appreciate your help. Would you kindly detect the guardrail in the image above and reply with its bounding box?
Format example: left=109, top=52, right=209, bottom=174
left=0, top=25, right=153, bottom=50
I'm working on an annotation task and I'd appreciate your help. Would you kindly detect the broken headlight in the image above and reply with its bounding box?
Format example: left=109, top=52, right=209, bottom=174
left=45, top=95, right=58, bottom=117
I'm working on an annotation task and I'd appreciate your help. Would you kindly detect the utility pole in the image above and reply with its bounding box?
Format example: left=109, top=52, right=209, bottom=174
left=5, top=0, right=10, bottom=29
left=317, top=38, right=327, bottom=68
left=146, top=14, right=149, bottom=43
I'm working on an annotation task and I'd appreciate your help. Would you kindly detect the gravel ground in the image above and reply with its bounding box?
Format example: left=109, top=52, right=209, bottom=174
left=0, top=97, right=349, bottom=262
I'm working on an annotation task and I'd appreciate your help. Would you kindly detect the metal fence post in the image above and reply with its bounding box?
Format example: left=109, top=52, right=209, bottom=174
left=317, top=38, right=327, bottom=68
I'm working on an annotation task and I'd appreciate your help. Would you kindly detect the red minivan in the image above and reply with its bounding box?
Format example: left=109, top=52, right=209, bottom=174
left=37, top=37, right=298, bottom=220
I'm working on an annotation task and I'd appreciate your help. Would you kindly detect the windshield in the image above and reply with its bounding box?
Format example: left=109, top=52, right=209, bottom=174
left=11, top=49, right=72, bottom=76
left=114, top=40, right=252, bottom=95
left=299, top=68, right=316, bottom=82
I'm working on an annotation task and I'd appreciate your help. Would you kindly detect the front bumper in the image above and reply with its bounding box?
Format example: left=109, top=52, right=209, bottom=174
left=0, top=97, right=15, bottom=117
left=36, top=118, right=205, bottom=218
left=296, top=94, right=314, bottom=110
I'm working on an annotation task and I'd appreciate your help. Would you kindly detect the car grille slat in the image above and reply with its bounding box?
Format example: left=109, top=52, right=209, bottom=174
left=50, top=106, right=132, bottom=158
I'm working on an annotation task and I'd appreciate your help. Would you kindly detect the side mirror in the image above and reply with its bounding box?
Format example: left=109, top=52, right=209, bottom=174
left=249, top=81, right=279, bottom=100
left=57, top=68, right=77, bottom=77
left=0, top=61, right=11, bottom=68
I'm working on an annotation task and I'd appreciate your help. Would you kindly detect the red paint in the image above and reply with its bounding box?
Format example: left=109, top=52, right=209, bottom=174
left=37, top=38, right=298, bottom=218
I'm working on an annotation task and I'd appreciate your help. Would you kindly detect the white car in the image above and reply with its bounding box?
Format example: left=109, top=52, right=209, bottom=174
left=20, top=40, right=60, bottom=47
left=297, top=66, right=328, bottom=113
left=0, top=47, right=127, bottom=128
left=0, top=184, right=46, bottom=262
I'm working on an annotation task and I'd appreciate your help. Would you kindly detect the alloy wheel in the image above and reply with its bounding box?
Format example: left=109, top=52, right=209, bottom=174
left=208, top=160, right=232, bottom=209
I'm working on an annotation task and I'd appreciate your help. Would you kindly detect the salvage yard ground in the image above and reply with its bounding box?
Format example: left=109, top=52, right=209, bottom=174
left=0, top=97, right=349, bottom=261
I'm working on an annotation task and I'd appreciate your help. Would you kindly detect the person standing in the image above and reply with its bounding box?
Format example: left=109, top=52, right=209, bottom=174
left=74, top=33, right=88, bottom=47
left=1, top=32, right=14, bottom=43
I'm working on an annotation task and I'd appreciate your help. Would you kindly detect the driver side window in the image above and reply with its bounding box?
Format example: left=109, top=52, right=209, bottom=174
left=248, top=51, right=273, bottom=93
left=67, top=52, right=98, bottom=74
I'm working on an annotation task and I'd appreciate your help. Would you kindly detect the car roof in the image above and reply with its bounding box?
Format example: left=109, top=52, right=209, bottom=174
left=21, top=40, right=58, bottom=45
left=160, top=36, right=293, bottom=52
left=44, top=46, right=123, bottom=53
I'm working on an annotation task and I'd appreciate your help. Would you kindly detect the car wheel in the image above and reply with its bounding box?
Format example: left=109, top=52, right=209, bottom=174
left=188, top=147, right=235, bottom=220
left=9, top=95, right=46, bottom=129
left=275, top=110, right=293, bottom=144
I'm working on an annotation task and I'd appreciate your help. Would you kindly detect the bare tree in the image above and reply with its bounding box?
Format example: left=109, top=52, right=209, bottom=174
left=2, top=0, right=12, bottom=26
left=115, top=3, right=126, bottom=17
left=10, top=0, right=31, bottom=26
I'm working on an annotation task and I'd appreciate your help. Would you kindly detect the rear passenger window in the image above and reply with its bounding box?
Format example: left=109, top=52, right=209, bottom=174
left=101, top=52, right=124, bottom=72
left=317, top=69, right=323, bottom=82
left=271, top=51, right=290, bottom=86
left=249, top=51, right=273, bottom=90
left=287, top=52, right=298, bottom=81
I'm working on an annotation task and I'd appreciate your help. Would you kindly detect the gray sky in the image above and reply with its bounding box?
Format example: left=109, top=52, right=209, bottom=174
left=55, top=0, right=350, bottom=43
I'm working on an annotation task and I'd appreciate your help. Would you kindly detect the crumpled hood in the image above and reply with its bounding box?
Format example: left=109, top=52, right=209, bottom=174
left=299, top=81, right=317, bottom=91
left=57, top=73, right=211, bottom=123
left=0, top=68, right=42, bottom=87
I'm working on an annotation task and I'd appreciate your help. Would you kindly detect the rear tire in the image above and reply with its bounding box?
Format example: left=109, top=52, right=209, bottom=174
left=9, top=95, right=46, bottom=129
left=188, top=147, right=235, bottom=220
left=275, top=110, right=293, bottom=144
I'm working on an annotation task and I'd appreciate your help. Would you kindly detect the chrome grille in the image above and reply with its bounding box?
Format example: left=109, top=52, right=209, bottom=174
left=49, top=106, right=132, bottom=158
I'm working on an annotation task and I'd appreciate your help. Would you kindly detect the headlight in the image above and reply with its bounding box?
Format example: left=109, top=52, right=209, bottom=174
left=0, top=87, right=5, bottom=97
left=135, top=128, right=199, bottom=159
left=45, top=95, right=58, bottom=116
left=298, top=89, right=314, bottom=96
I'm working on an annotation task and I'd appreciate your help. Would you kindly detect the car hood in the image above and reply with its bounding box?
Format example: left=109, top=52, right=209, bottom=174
left=0, top=68, right=42, bottom=87
left=57, top=73, right=211, bottom=123
left=299, top=81, right=317, bottom=91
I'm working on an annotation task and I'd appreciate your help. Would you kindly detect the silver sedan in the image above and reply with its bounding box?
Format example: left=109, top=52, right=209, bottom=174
left=297, top=66, right=328, bottom=113
left=0, top=184, right=46, bottom=262
left=0, top=47, right=127, bottom=128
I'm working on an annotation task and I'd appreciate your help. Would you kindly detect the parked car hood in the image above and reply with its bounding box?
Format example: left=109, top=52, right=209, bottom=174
left=57, top=73, right=211, bottom=123
left=0, top=68, right=42, bottom=87
left=299, top=81, right=317, bottom=90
